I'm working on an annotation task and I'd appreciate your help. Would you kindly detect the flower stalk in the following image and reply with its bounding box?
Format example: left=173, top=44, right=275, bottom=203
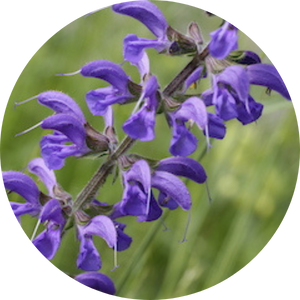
left=72, top=46, right=210, bottom=214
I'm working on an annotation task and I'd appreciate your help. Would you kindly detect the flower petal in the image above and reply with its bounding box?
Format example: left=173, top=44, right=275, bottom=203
left=125, top=160, right=151, bottom=194
left=112, top=1, right=168, bottom=38
left=86, top=87, right=130, bottom=116
left=28, top=158, right=57, bottom=197
left=40, top=139, right=81, bottom=170
left=169, top=121, right=198, bottom=157
left=120, top=183, right=147, bottom=216
left=114, top=221, right=132, bottom=251
left=81, top=60, right=130, bottom=93
left=236, top=95, right=264, bottom=125
left=157, top=157, right=207, bottom=184
left=75, top=272, right=116, bottom=295
left=137, top=192, right=163, bottom=222
left=82, top=215, right=117, bottom=248
left=123, top=105, right=156, bottom=141
left=38, top=91, right=86, bottom=123
left=39, top=198, right=65, bottom=225
left=203, top=113, right=226, bottom=139
left=10, top=202, right=40, bottom=219
left=77, top=233, right=101, bottom=271
left=175, top=97, right=208, bottom=130
left=216, top=65, right=249, bottom=104
left=33, top=222, right=61, bottom=260
left=213, top=88, right=238, bottom=121
left=3, top=171, right=40, bottom=205
left=209, top=22, right=238, bottom=59
left=158, top=192, right=179, bottom=210
left=123, top=34, right=167, bottom=63
left=151, top=171, right=191, bottom=210
left=41, top=114, right=86, bottom=148
left=246, top=64, right=291, bottom=100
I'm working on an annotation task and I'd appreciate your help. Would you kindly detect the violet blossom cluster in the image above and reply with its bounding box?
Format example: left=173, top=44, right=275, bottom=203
left=3, top=0, right=291, bottom=296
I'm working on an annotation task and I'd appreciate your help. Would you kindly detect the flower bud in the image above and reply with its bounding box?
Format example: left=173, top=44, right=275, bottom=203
left=166, top=26, right=197, bottom=56
left=227, top=50, right=261, bottom=65
left=84, top=123, right=110, bottom=153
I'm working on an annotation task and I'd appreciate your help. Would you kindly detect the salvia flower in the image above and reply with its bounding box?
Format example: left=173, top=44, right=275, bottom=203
left=35, top=91, right=112, bottom=169
left=154, top=156, right=207, bottom=210
left=203, top=64, right=290, bottom=124
left=123, top=75, right=159, bottom=141
left=74, top=272, right=116, bottom=295
left=3, top=171, right=42, bottom=220
left=114, top=157, right=207, bottom=221
left=3, top=157, right=60, bottom=220
left=209, top=21, right=238, bottom=59
left=41, top=114, right=90, bottom=170
left=112, top=1, right=169, bottom=63
left=32, top=198, right=65, bottom=259
left=3, top=157, right=67, bottom=259
left=81, top=60, right=132, bottom=115
left=76, top=215, right=117, bottom=271
left=37, top=90, right=86, bottom=123
left=168, top=96, right=225, bottom=156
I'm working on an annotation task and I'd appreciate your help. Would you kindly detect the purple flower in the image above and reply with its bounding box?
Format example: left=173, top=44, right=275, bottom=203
left=122, top=33, right=168, bottom=64
left=154, top=156, right=207, bottom=210
left=112, top=1, right=169, bottom=64
left=37, top=91, right=86, bottom=123
left=114, top=221, right=133, bottom=251
left=115, top=157, right=207, bottom=220
left=28, top=157, right=57, bottom=197
left=202, top=65, right=260, bottom=124
left=32, top=198, right=65, bottom=259
left=29, top=91, right=107, bottom=170
left=229, top=50, right=261, bottom=65
left=113, top=1, right=168, bottom=38
left=87, top=200, right=133, bottom=251
left=168, top=97, right=225, bottom=156
left=31, top=90, right=110, bottom=169
left=170, top=97, right=207, bottom=156
left=81, top=60, right=132, bottom=116
left=209, top=21, right=238, bottom=59
left=38, top=94, right=111, bottom=164
left=75, top=272, right=116, bottom=295
left=212, top=65, right=251, bottom=121
left=203, top=63, right=290, bottom=124
left=3, top=158, right=66, bottom=260
left=40, top=114, right=90, bottom=170
left=117, top=159, right=157, bottom=221
left=246, top=63, right=291, bottom=100
left=3, top=171, right=41, bottom=219
left=3, top=157, right=59, bottom=220
left=123, top=75, right=159, bottom=141
left=77, top=215, right=117, bottom=271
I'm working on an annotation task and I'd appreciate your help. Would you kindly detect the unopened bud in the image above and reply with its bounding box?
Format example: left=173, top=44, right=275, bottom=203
left=188, top=21, right=204, bottom=48
left=84, top=123, right=110, bottom=153
left=227, top=50, right=261, bottom=65
left=166, top=26, right=197, bottom=56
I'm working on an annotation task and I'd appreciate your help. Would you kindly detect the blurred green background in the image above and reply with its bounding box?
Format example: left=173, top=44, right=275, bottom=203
left=1, top=1, right=299, bottom=299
